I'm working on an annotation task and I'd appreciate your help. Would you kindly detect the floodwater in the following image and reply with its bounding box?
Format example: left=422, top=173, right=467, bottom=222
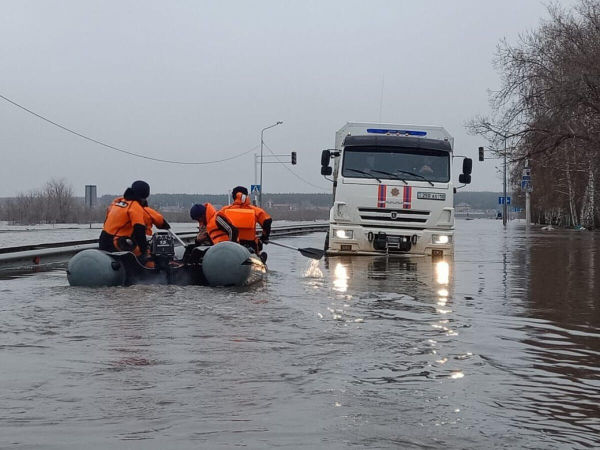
left=1, top=220, right=599, bottom=449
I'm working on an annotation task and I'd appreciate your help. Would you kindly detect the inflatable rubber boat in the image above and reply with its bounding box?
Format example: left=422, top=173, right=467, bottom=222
left=67, top=232, right=267, bottom=287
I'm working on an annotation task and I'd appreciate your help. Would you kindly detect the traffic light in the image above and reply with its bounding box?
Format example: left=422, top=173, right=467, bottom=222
left=478, top=147, right=484, bottom=162
left=291, top=151, right=297, bottom=165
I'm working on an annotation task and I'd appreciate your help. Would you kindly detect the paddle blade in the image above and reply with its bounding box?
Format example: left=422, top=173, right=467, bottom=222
left=298, top=247, right=326, bottom=260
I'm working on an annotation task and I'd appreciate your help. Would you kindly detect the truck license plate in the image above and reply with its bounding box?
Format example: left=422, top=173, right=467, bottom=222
left=417, top=192, right=446, bottom=201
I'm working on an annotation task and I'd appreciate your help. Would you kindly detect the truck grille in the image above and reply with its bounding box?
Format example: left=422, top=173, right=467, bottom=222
left=358, top=207, right=430, bottom=227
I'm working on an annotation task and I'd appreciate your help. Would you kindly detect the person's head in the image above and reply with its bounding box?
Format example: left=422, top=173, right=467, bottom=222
left=232, top=186, right=248, bottom=200
left=231, top=186, right=251, bottom=205
left=190, top=203, right=207, bottom=223
left=124, top=180, right=150, bottom=201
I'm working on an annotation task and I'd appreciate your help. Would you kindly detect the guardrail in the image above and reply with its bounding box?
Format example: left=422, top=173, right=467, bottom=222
left=0, top=222, right=329, bottom=273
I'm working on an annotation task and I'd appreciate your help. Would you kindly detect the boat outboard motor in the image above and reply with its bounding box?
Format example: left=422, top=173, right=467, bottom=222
left=150, top=231, right=176, bottom=280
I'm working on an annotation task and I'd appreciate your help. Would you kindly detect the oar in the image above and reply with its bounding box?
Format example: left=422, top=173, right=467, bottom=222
left=268, top=240, right=326, bottom=260
left=169, top=229, right=188, bottom=247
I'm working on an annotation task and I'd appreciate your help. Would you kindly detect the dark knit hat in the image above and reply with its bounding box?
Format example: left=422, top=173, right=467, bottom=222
left=123, top=180, right=150, bottom=201
left=190, top=203, right=207, bottom=221
left=131, top=180, right=150, bottom=200
left=232, top=186, right=248, bottom=199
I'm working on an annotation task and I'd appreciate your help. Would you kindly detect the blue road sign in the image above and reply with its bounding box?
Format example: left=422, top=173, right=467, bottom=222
left=499, top=196, right=505, bottom=205
left=521, top=180, right=533, bottom=192
left=507, top=196, right=511, bottom=205
left=250, top=184, right=261, bottom=195
left=522, top=175, right=531, bottom=181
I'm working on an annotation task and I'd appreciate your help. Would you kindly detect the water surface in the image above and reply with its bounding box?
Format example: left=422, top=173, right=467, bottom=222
left=1, top=220, right=598, bottom=449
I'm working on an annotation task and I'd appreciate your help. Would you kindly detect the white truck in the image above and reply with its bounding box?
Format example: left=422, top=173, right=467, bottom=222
left=320, top=122, right=472, bottom=257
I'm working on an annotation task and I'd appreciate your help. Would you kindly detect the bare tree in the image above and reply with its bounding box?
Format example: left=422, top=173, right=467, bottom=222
left=468, top=0, right=600, bottom=228
left=2, top=178, right=77, bottom=225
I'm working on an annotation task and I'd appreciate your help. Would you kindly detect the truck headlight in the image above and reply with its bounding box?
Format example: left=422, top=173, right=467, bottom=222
left=432, top=234, right=451, bottom=244
left=335, top=229, right=354, bottom=239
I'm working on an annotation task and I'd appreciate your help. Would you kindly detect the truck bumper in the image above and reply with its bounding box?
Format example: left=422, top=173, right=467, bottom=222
left=327, top=224, right=454, bottom=256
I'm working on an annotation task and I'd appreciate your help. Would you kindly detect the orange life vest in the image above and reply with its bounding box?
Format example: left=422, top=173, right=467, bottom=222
left=220, top=193, right=270, bottom=242
left=204, top=203, right=235, bottom=244
left=221, top=208, right=256, bottom=241
left=102, top=197, right=145, bottom=256
left=102, top=197, right=146, bottom=254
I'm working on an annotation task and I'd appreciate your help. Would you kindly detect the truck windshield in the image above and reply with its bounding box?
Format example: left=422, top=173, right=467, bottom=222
left=341, top=146, right=450, bottom=183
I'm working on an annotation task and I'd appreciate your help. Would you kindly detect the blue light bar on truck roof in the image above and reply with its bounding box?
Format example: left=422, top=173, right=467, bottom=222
left=366, top=128, right=427, bottom=137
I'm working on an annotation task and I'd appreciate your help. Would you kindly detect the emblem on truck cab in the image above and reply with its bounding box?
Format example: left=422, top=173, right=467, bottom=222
left=391, top=211, right=398, bottom=219
left=391, top=188, right=400, bottom=197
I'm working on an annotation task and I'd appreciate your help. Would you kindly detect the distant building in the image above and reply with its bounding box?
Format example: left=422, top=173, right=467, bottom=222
left=455, top=202, right=471, bottom=213
left=265, top=201, right=297, bottom=211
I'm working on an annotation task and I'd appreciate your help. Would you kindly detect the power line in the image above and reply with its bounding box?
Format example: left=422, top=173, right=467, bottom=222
left=0, top=93, right=259, bottom=165
left=262, top=142, right=330, bottom=191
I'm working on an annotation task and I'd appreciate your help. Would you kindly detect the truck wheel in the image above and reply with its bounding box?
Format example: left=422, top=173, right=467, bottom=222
left=324, top=232, right=329, bottom=251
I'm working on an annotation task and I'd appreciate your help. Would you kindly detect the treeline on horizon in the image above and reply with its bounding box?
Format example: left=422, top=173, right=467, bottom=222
left=0, top=181, right=506, bottom=225
left=468, top=0, right=600, bottom=229
left=0, top=181, right=334, bottom=224
left=96, top=192, right=334, bottom=208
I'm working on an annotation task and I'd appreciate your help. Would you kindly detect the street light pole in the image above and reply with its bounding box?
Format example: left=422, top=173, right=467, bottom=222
left=259, top=121, right=283, bottom=207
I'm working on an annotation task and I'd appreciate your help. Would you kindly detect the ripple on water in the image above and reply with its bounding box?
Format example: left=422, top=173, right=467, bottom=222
left=1, top=225, right=599, bottom=448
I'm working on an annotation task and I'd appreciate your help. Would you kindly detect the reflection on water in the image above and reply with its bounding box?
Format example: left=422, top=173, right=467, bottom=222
left=333, top=263, right=349, bottom=292
left=436, top=260, right=450, bottom=285
left=1, top=222, right=599, bottom=448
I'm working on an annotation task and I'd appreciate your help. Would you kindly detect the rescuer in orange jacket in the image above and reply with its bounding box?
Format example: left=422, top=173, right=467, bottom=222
left=99, top=181, right=169, bottom=257
left=140, top=200, right=170, bottom=236
left=219, top=186, right=272, bottom=257
left=189, top=203, right=238, bottom=245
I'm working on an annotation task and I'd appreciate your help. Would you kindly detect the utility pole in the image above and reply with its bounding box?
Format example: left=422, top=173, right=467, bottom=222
left=523, top=160, right=532, bottom=230
left=503, top=138, right=507, bottom=227
left=259, top=121, right=283, bottom=207
left=253, top=153, right=258, bottom=205
left=526, top=189, right=531, bottom=229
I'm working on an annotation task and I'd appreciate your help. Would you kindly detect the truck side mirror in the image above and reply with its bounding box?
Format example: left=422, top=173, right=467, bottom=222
left=321, top=150, right=331, bottom=167
left=321, top=166, right=333, bottom=176
left=459, top=174, right=471, bottom=184
left=462, top=158, right=473, bottom=175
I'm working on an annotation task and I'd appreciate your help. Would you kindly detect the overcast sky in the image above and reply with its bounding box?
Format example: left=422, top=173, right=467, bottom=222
left=0, top=0, right=574, bottom=197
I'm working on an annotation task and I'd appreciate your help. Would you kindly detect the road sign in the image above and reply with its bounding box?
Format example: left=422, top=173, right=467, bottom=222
left=507, top=196, right=511, bottom=205
left=521, top=180, right=533, bottom=192
left=499, top=196, right=504, bottom=205
left=522, top=175, right=531, bottom=181
left=85, top=185, right=97, bottom=208
left=510, top=207, right=524, bottom=213
left=250, top=184, right=261, bottom=195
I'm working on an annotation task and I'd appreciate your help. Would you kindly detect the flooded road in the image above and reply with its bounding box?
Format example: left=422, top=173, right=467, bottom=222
left=1, top=220, right=599, bottom=449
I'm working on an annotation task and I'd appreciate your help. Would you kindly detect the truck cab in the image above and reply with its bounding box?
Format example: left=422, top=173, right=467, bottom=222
left=321, top=122, right=472, bottom=257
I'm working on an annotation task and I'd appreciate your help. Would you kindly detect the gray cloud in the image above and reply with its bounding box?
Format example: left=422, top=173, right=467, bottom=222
left=0, top=0, right=572, bottom=197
